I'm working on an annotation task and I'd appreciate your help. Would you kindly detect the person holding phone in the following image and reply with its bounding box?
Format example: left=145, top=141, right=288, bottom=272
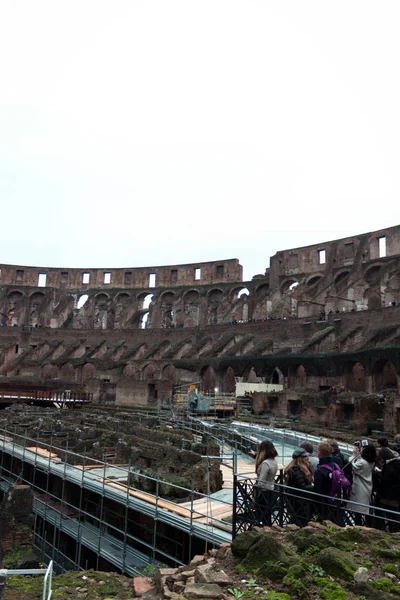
left=347, top=442, right=376, bottom=525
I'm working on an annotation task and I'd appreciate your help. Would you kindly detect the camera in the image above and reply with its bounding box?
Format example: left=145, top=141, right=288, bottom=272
left=353, top=440, right=369, bottom=448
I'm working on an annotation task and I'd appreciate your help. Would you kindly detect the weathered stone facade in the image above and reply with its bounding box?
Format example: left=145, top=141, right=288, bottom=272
left=0, top=226, right=399, bottom=431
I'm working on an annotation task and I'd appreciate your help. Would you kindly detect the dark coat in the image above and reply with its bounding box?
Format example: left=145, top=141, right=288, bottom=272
left=331, top=449, right=346, bottom=469
left=314, top=456, right=336, bottom=496
left=377, top=457, right=400, bottom=503
left=286, top=466, right=313, bottom=493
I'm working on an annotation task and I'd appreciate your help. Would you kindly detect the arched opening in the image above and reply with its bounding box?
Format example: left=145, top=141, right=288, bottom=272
left=94, top=294, right=109, bottom=330
left=246, top=366, right=258, bottom=383
left=7, top=291, right=23, bottom=326
left=364, top=287, right=381, bottom=310
left=181, top=290, right=199, bottom=327
left=346, top=362, right=365, bottom=392
left=41, top=363, right=55, bottom=380
left=237, top=288, right=250, bottom=298
left=142, top=364, right=156, bottom=380
left=255, top=283, right=270, bottom=298
left=160, top=292, right=175, bottom=328
left=162, top=364, right=176, bottom=382
left=270, top=367, right=284, bottom=385
left=123, top=364, right=136, bottom=378
left=222, top=366, right=236, bottom=393
left=142, top=294, right=153, bottom=310
left=81, top=363, right=95, bottom=382
left=334, top=271, right=350, bottom=291
left=295, top=365, right=306, bottom=387
left=141, top=312, right=150, bottom=329
left=281, top=280, right=299, bottom=293
left=364, top=265, right=382, bottom=285
left=373, top=360, right=398, bottom=392
left=77, top=294, right=89, bottom=310
left=201, top=365, right=216, bottom=393
left=307, top=276, right=322, bottom=287
left=207, top=289, right=223, bottom=324
left=60, top=363, right=74, bottom=381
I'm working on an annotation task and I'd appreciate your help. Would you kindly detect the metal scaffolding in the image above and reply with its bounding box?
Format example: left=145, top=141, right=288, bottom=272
left=0, top=421, right=235, bottom=575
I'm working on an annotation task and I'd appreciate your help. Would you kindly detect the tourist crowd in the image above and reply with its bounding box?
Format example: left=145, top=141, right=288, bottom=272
left=254, top=435, right=400, bottom=530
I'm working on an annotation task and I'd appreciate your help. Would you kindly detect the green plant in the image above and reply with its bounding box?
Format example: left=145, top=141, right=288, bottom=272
left=304, top=545, right=320, bottom=556
left=245, top=578, right=257, bottom=589
left=325, top=525, right=334, bottom=534
left=309, top=564, right=326, bottom=577
left=311, top=514, right=320, bottom=522
left=227, top=588, right=244, bottom=599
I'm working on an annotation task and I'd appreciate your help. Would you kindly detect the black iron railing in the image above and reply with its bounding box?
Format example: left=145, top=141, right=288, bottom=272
left=233, top=471, right=400, bottom=537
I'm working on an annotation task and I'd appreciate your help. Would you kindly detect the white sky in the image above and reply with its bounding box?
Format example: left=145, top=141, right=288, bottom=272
left=0, top=1, right=399, bottom=281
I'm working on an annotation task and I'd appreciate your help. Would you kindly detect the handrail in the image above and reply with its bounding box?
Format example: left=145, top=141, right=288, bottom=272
left=0, top=561, right=53, bottom=600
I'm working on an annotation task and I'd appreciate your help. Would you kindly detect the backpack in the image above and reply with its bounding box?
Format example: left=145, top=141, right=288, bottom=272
left=320, top=463, right=351, bottom=505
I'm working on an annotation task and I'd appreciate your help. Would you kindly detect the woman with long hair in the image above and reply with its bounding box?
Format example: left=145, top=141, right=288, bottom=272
left=284, top=448, right=314, bottom=526
left=254, top=440, right=278, bottom=526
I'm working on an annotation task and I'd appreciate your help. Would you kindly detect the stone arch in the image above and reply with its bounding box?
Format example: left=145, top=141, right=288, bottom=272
left=307, top=276, right=322, bottom=288
left=160, top=291, right=176, bottom=328
left=142, top=364, right=156, bottom=380
left=345, top=362, right=365, bottom=392
left=94, top=294, right=110, bottom=330
left=162, top=364, right=177, bottom=382
left=113, top=293, right=130, bottom=328
left=137, top=293, right=153, bottom=310
left=140, top=312, right=150, bottom=329
left=183, top=290, right=200, bottom=327
left=207, top=289, right=223, bottom=324
left=115, top=292, right=130, bottom=305
left=245, top=366, right=259, bottom=383
left=29, top=291, right=45, bottom=301
left=373, top=360, right=398, bottom=392
left=123, top=364, right=137, bottom=378
left=363, top=287, right=381, bottom=310
left=255, top=283, right=270, bottom=297
left=295, top=365, right=306, bottom=387
left=334, top=271, right=350, bottom=292
left=41, top=363, right=56, bottom=380
left=81, top=363, right=95, bottom=382
left=200, top=365, right=217, bottom=393
left=77, top=294, right=89, bottom=309
left=364, top=265, right=382, bottom=285
left=270, top=367, right=284, bottom=385
left=7, top=291, right=24, bottom=326
left=281, top=280, right=299, bottom=293
left=237, top=288, right=250, bottom=298
left=60, top=363, right=75, bottom=381
left=29, top=291, right=46, bottom=325
left=222, top=366, right=236, bottom=393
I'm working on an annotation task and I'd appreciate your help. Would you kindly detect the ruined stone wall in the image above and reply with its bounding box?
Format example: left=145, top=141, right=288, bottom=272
left=1, top=225, right=400, bottom=330
left=0, top=226, right=399, bottom=418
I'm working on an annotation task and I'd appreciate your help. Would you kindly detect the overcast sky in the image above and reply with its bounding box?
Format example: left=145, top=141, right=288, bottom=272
left=0, top=1, right=399, bottom=281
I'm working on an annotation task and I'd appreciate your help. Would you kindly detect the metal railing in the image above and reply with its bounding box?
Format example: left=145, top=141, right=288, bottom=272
left=233, top=472, right=400, bottom=537
left=0, top=560, right=53, bottom=600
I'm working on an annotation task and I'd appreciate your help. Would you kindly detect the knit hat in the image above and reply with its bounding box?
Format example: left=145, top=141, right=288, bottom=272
left=292, top=447, right=308, bottom=459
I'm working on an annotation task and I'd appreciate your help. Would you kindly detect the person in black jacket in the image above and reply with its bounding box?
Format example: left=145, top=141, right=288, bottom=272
left=314, top=442, right=341, bottom=523
left=326, top=438, right=346, bottom=468
left=284, top=448, right=314, bottom=526
left=375, top=448, right=400, bottom=532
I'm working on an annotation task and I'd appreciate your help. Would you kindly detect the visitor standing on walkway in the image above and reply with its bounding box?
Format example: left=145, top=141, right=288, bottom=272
left=254, top=440, right=278, bottom=526
left=284, top=448, right=314, bottom=526
left=347, top=443, right=376, bottom=525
